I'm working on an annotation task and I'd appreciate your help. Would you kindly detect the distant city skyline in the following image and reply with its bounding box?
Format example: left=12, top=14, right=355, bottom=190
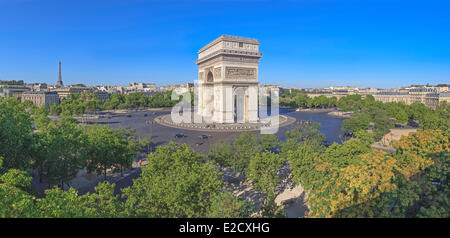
left=1, top=0, right=449, bottom=88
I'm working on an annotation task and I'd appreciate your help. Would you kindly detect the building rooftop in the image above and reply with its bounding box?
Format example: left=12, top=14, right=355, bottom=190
left=198, top=35, right=260, bottom=54
left=439, top=92, right=450, bottom=97
left=23, top=91, right=58, bottom=95
left=375, top=92, right=409, bottom=95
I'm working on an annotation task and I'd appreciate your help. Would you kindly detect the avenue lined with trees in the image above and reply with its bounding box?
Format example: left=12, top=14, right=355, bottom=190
left=282, top=90, right=449, bottom=140
left=45, top=90, right=179, bottom=116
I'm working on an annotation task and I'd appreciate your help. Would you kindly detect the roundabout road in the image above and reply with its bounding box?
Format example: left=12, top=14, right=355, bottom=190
left=84, top=108, right=344, bottom=154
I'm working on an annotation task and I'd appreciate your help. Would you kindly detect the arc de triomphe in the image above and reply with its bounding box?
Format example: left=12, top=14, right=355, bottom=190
left=196, top=35, right=263, bottom=123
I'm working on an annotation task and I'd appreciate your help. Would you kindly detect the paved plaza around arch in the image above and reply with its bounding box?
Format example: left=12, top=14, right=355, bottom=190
left=154, top=112, right=296, bottom=132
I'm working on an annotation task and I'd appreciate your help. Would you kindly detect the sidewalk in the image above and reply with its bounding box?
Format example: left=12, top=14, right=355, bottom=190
left=31, top=152, right=149, bottom=197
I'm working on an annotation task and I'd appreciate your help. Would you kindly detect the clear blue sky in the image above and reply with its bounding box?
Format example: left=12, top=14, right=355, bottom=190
left=1, top=0, right=449, bottom=88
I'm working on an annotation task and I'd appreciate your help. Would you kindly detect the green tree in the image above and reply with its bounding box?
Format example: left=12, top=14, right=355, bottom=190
left=0, top=97, right=35, bottom=170
left=409, top=102, right=431, bottom=122
left=138, top=135, right=152, bottom=153
left=84, top=125, right=138, bottom=180
left=208, top=139, right=234, bottom=167
left=32, top=105, right=51, bottom=130
left=40, top=116, right=85, bottom=188
left=122, top=142, right=223, bottom=217
left=22, top=99, right=34, bottom=108
left=48, top=102, right=61, bottom=115
left=248, top=151, right=284, bottom=195
left=353, top=129, right=375, bottom=144
left=321, top=138, right=372, bottom=168
left=368, top=107, right=394, bottom=140
left=328, top=96, right=338, bottom=108
left=206, top=191, right=254, bottom=218
left=79, top=181, right=125, bottom=217
left=280, top=122, right=325, bottom=158
left=83, top=91, right=102, bottom=114
left=106, top=93, right=124, bottom=109
left=259, top=134, right=278, bottom=152
left=37, top=181, right=127, bottom=218
left=0, top=157, right=38, bottom=218
left=342, top=113, right=370, bottom=135
left=260, top=192, right=286, bottom=218
left=248, top=151, right=286, bottom=218
left=337, top=94, right=363, bottom=112
left=286, top=140, right=323, bottom=191
left=37, top=187, right=86, bottom=217
left=395, top=109, right=409, bottom=124
left=420, top=111, right=449, bottom=131
left=294, top=93, right=310, bottom=108
left=232, top=131, right=260, bottom=173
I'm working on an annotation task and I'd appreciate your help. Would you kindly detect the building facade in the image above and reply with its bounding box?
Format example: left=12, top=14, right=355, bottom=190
left=21, top=91, right=59, bottom=108
left=54, top=87, right=90, bottom=100
left=373, top=87, right=449, bottom=109
left=27, top=83, right=48, bottom=91
left=372, top=92, right=411, bottom=104
left=97, top=91, right=110, bottom=101
left=127, top=82, right=157, bottom=91
left=0, top=84, right=30, bottom=100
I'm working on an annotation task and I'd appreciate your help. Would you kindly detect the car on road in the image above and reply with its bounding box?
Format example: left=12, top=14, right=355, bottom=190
left=175, top=133, right=186, bottom=138
left=198, top=134, right=209, bottom=139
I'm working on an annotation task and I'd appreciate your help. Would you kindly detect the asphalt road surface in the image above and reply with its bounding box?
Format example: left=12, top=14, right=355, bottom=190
left=85, top=108, right=344, bottom=154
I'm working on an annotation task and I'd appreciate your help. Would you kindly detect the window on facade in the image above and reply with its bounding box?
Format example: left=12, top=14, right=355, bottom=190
left=239, top=42, right=243, bottom=47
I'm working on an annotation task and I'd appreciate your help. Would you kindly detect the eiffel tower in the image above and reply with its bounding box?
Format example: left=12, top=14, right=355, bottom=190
left=56, top=61, right=63, bottom=88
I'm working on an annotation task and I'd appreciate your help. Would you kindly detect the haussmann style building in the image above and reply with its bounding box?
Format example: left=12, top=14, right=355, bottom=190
left=21, top=91, right=59, bottom=108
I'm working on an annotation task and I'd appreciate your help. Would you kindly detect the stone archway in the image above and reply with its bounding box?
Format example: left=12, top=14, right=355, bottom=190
left=196, top=35, right=263, bottom=124
left=206, top=71, right=214, bottom=82
left=233, top=87, right=249, bottom=123
left=200, top=69, right=215, bottom=120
